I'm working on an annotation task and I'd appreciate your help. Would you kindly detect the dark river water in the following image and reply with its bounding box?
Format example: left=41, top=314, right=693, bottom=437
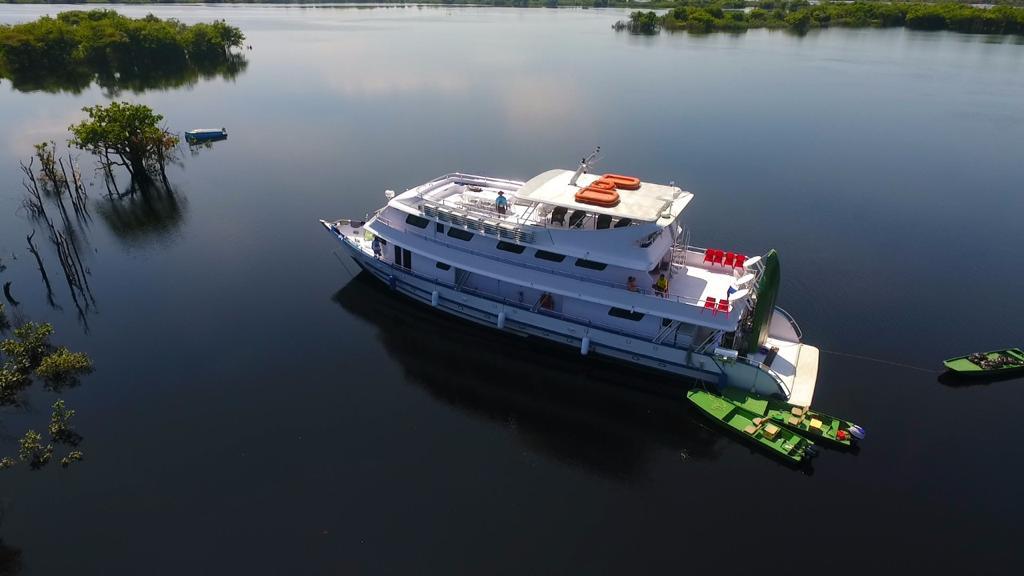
left=1, top=4, right=1023, bottom=574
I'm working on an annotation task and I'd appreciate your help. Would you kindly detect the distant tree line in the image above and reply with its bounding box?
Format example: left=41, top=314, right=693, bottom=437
left=4, top=0, right=1024, bottom=8
left=615, top=2, right=1024, bottom=35
left=0, top=10, right=246, bottom=92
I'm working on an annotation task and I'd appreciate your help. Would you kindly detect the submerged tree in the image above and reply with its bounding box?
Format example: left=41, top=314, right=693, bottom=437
left=19, top=145, right=94, bottom=320
left=0, top=322, right=92, bottom=470
left=69, top=102, right=180, bottom=192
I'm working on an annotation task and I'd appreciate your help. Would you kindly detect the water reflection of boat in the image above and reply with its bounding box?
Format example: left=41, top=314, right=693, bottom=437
left=184, top=128, right=228, bottom=142
left=332, top=273, right=724, bottom=479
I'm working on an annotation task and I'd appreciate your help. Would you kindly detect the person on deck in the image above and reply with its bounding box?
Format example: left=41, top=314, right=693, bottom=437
left=627, top=276, right=638, bottom=292
left=495, top=191, right=509, bottom=215
left=539, top=292, right=554, bottom=310
left=653, top=273, right=669, bottom=297
left=372, top=236, right=382, bottom=259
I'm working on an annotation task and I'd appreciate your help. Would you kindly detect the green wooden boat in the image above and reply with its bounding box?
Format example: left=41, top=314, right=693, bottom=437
left=686, top=389, right=815, bottom=464
left=763, top=401, right=861, bottom=448
left=944, top=348, right=1024, bottom=377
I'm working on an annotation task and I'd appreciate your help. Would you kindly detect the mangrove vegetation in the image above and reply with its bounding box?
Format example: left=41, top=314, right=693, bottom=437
left=0, top=9, right=246, bottom=93
left=615, top=2, right=1024, bottom=35
left=0, top=323, right=92, bottom=471
left=69, top=101, right=181, bottom=192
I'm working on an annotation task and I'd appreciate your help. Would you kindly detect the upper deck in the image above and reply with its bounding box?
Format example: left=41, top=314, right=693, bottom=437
left=396, top=170, right=690, bottom=232
left=390, top=171, right=694, bottom=269
left=516, top=169, right=692, bottom=224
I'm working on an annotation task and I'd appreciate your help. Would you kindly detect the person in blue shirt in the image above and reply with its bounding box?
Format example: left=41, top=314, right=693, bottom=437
left=495, top=191, right=509, bottom=215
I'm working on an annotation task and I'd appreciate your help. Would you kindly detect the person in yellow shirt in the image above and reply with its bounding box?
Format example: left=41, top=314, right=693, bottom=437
left=653, top=273, right=669, bottom=297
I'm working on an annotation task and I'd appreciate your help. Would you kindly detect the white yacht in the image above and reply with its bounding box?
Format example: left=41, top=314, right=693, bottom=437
left=321, top=153, right=819, bottom=406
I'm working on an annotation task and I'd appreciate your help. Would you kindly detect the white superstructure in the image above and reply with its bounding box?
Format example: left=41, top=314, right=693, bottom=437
left=321, top=160, right=819, bottom=406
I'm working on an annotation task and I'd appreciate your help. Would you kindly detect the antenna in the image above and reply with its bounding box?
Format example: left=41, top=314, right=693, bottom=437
left=569, top=146, right=601, bottom=187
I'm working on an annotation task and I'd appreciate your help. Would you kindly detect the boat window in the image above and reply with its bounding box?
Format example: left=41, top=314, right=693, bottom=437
left=436, top=262, right=451, bottom=271
left=575, top=258, right=607, bottom=271
left=436, top=223, right=445, bottom=233
left=534, top=250, right=566, bottom=263
left=447, top=228, right=474, bottom=241
left=405, top=214, right=429, bottom=229
left=608, top=307, right=645, bottom=321
left=496, top=241, right=525, bottom=254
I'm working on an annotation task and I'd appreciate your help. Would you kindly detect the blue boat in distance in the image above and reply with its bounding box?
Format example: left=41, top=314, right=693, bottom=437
left=185, top=128, right=228, bottom=142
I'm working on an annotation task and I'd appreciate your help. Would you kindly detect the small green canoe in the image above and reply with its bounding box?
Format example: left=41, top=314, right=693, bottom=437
left=686, top=389, right=815, bottom=464
left=944, top=348, right=1024, bottom=377
left=764, top=401, right=861, bottom=448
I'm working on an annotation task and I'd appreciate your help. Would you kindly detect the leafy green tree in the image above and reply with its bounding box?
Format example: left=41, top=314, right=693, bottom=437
left=629, top=11, right=661, bottom=34
left=69, top=101, right=180, bottom=190
left=686, top=9, right=716, bottom=32
left=785, top=8, right=812, bottom=31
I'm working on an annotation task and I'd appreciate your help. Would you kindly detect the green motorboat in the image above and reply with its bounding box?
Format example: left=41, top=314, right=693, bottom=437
left=944, top=348, right=1024, bottom=377
left=764, top=401, right=862, bottom=448
left=686, top=389, right=815, bottom=464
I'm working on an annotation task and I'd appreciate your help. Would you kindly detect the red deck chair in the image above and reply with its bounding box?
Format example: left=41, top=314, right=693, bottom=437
left=702, top=296, right=716, bottom=314
left=703, top=249, right=715, bottom=265
left=716, top=299, right=730, bottom=318
left=711, top=250, right=724, bottom=267
left=723, top=252, right=737, bottom=268
left=733, top=254, right=746, bottom=268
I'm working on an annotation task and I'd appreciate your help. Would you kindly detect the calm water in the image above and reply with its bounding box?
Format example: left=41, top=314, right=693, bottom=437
left=1, top=4, right=1023, bottom=574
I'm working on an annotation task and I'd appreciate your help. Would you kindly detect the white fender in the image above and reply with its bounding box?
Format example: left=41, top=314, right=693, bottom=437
left=581, top=336, right=591, bottom=356
left=497, top=310, right=506, bottom=329
left=431, top=290, right=439, bottom=307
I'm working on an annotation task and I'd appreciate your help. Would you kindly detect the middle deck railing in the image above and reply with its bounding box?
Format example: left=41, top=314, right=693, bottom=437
left=381, top=216, right=725, bottom=310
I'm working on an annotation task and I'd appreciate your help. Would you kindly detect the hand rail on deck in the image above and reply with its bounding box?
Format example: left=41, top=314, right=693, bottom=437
left=736, top=356, right=792, bottom=399
left=370, top=216, right=712, bottom=308
left=338, top=235, right=678, bottom=345
left=773, top=306, right=803, bottom=341
left=408, top=174, right=642, bottom=233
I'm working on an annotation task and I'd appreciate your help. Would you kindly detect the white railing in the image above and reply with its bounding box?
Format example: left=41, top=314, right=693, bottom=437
left=736, top=356, right=792, bottom=399
left=773, top=306, right=803, bottom=341
left=409, top=173, right=641, bottom=233
left=358, top=250, right=681, bottom=346
left=422, top=201, right=537, bottom=244
left=377, top=217, right=717, bottom=309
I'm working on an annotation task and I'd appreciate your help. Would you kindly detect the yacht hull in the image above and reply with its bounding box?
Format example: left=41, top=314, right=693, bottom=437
left=327, top=223, right=790, bottom=399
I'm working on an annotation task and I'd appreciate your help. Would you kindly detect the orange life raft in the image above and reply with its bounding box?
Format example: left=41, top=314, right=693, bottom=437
left=574, top=173, right=640, bottom=208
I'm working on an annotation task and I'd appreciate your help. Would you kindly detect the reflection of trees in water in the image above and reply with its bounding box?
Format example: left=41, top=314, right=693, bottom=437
left=0, top=54, right=248, bottom=96
left=18, top=147, right=96, bottom=327
left=0, top=507, right=22, bottom=575
left=94, top=185, right=187, bottom=243
left=0, top=538, right=21, bottom=576
left=332, top=274, right=722, bottom=481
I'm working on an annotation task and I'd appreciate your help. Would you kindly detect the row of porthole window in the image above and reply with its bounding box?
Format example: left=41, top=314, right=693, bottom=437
left=406, top=213, right=608, bottom=271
